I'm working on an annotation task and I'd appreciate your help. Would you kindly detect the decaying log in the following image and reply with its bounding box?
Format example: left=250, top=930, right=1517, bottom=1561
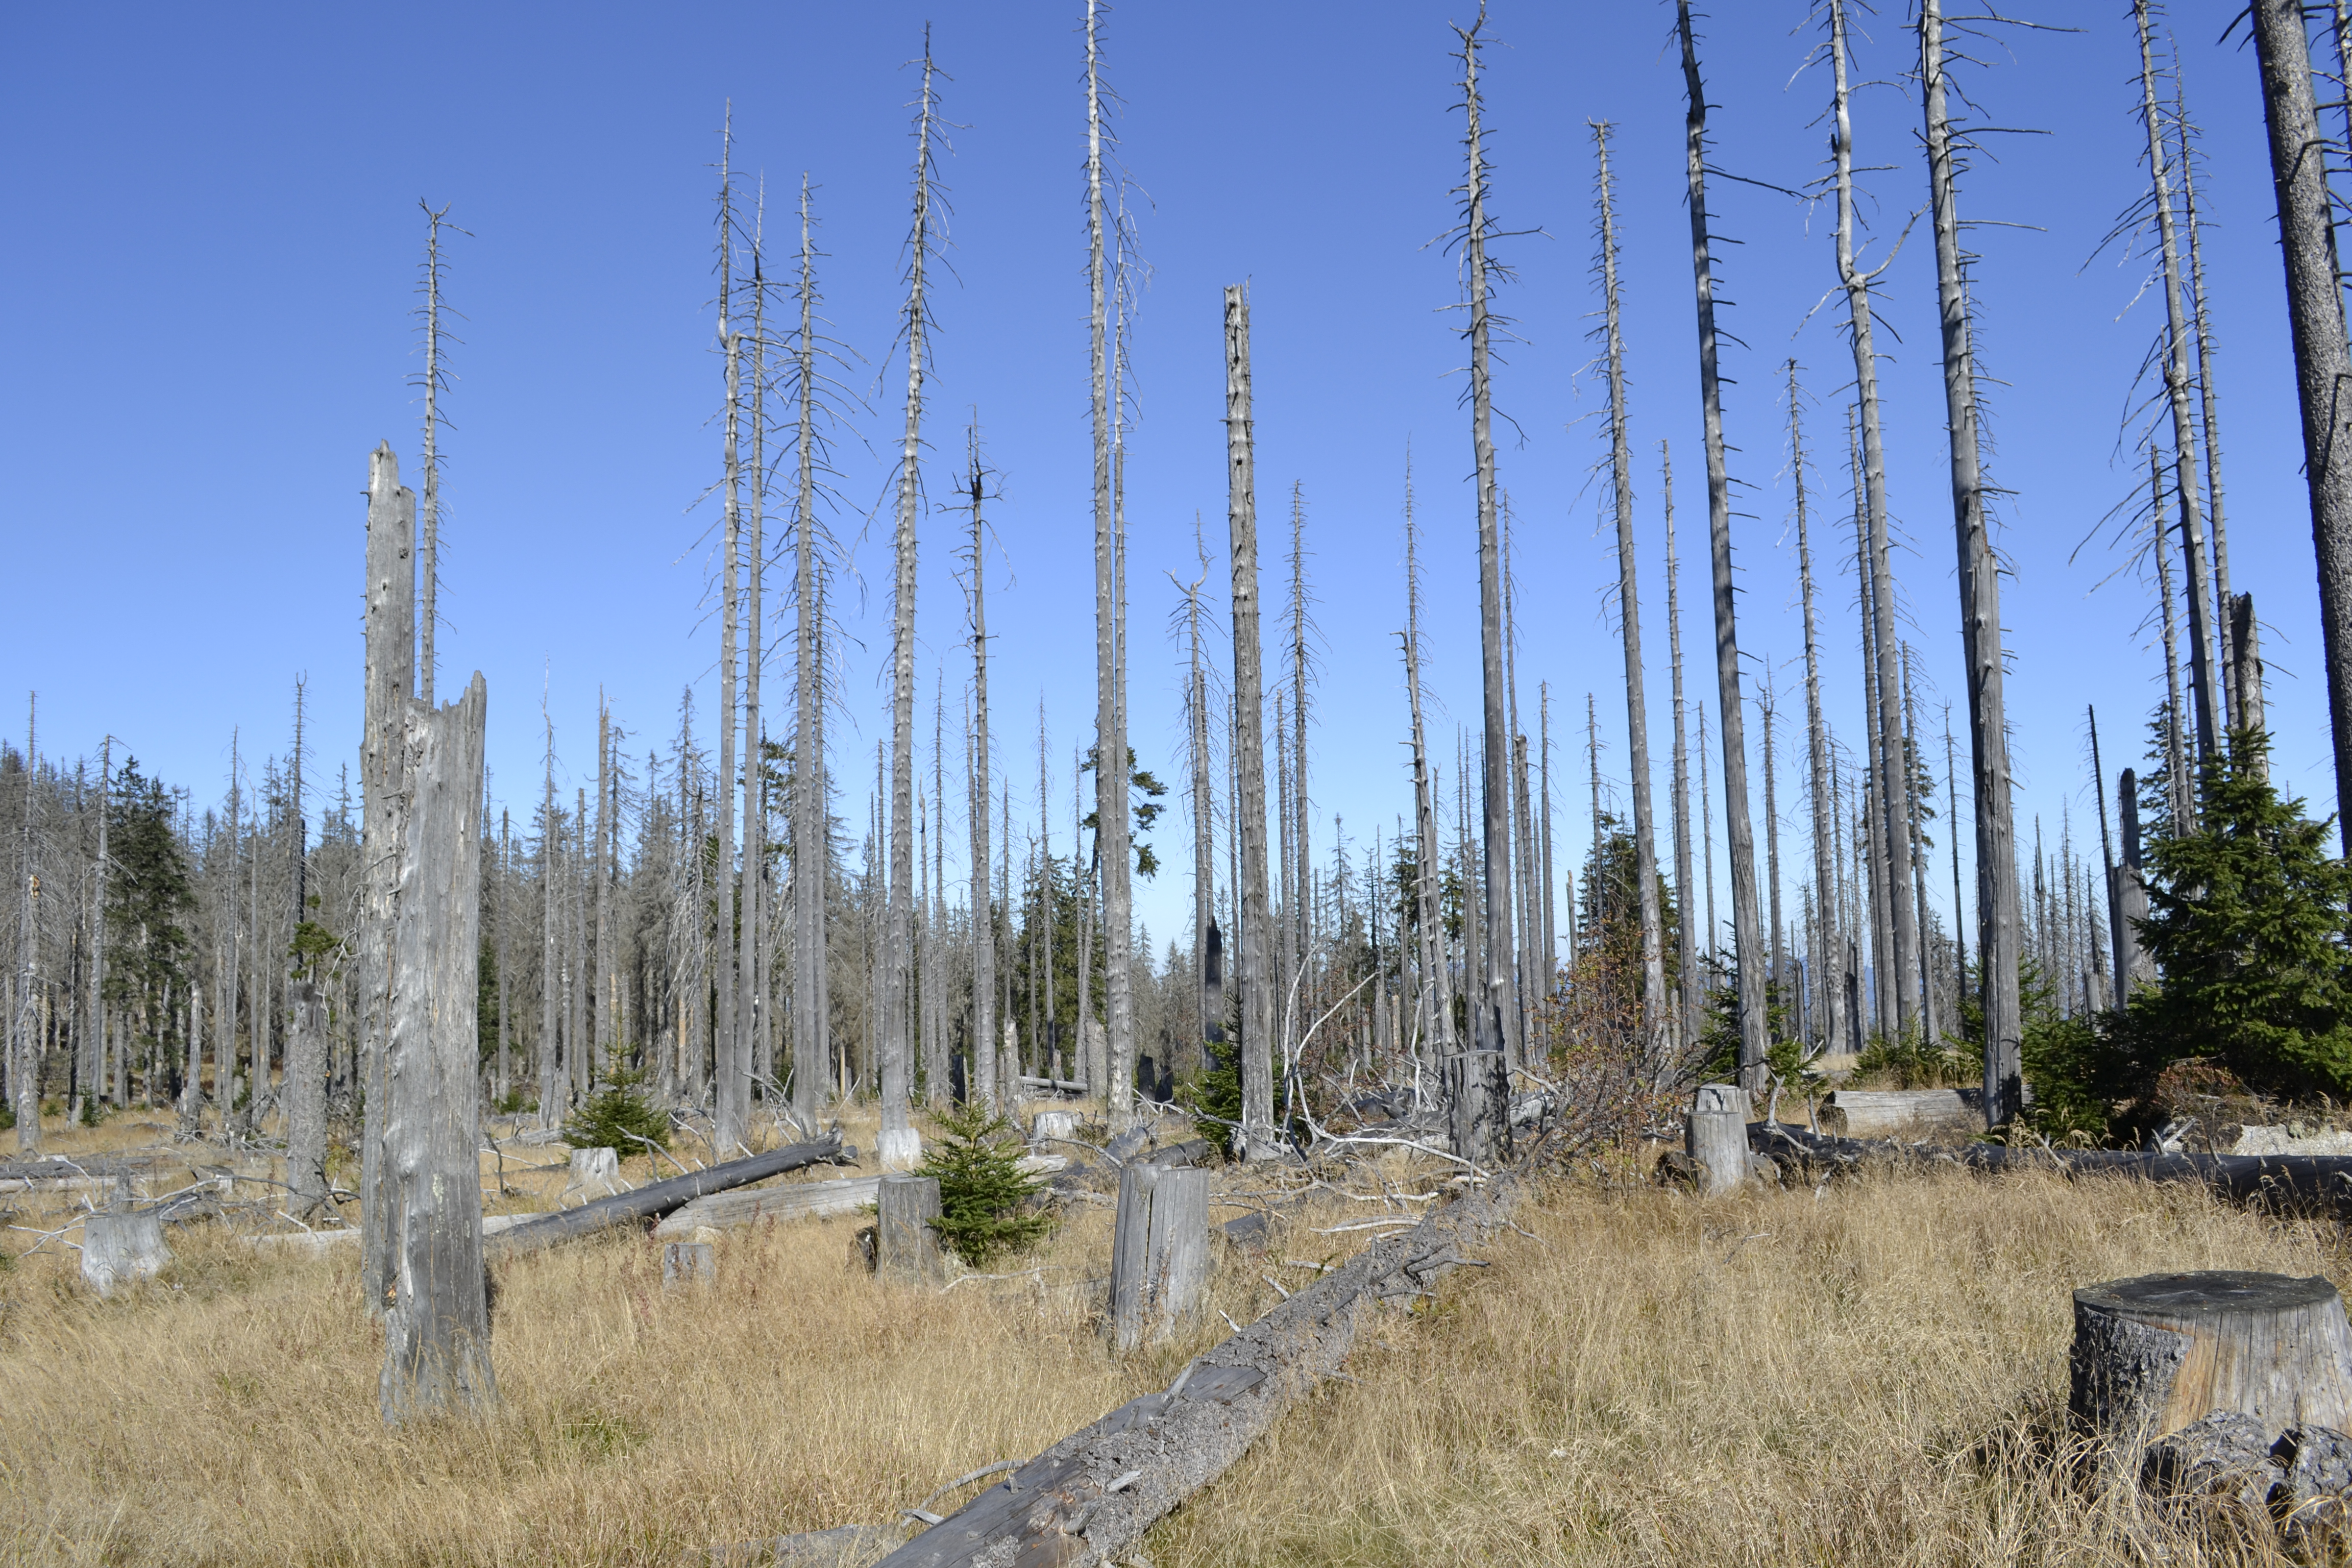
left=869, top=1174, right=1521, bottom=1568
left=1819, top=1087, right=2013, bottom=1138
left=81, top=1211, right=170, bottom=1296
left=877, top=1175, right=944, bottom=1283
left=2072, top=1271, right=2352, bottom=1457
left=653, top=1174, right=879, bottom=1239
left=486, top=1133, right=843, bottom=1259
left=1687, top=1083, right=1751, bottom=1196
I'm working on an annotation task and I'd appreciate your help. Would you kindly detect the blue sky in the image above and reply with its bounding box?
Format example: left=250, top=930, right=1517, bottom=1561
left=2, top=1, right=2324, bottom=959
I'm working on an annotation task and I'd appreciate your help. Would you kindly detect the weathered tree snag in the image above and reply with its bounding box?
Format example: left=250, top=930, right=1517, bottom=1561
left=1687, top=1083, right=1752, bottom=1196
left=81, top=1211, right=170, bottom=1297
left=360, top=442, right=415, bottom=1313
left=488, top=1133, right=842, bottom=1258
left=1223, top=285, right=1276, bottom=1160
left=1108, top=1163, right=1209, bottom=1350
left=284, top=977, right=330, bottom=1216
left=2117, top=769, right=2157, bottom=993
left=2072, top=1272, right=2352, bottom=1466
left=2248, top=0, right=2352, bottom=854
left=869, top=1175, right=1521, bottom=1568
left=2233, top=592, right=2268, bottom=760
left=877, top=1174, right=944, bottom=1284
left=379, top=673, right=498, bottom=1423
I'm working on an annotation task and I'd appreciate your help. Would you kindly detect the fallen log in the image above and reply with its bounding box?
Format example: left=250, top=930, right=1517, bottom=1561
left=487, top=1132, right=843, bottom=1260
left=653, top=1174, right=880, bottom=1239
left=869, top=1174, right=1520, bottom=1568
left=1756, top=1124, right=2352, bottom=1213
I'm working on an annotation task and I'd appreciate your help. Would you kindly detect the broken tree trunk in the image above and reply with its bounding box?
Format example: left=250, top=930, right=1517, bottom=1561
left=487, top=1132, right=844, bottom=1258
left=359, top=442, right=414, bottom=1313
left=379, top=673, right=498, bottom=1424
left=1108, top=1162, right=1209, bottom=1350
left=2072, top=1271, right=2352, bottom=1455
left=869, top=1175, right=1522, bottom=1568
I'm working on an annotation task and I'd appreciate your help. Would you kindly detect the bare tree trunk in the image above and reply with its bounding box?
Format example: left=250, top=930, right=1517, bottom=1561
left=1678, top=2, right=1767, bottom=1088
left=379, top=674, right=498, bottom=1424
left=1664, top=442, right=1700, bottom=1052
left=2152, top=449, right=2195, bottom=830
left=1790, top=369, right=1845, bottom=1060
left=11, top=702, right=38, bottom=1153
left=1287, top=489, right=1313, bottom=1054
left=538, top=708, right=561, bottom=1125
left=414, top=205, right=455, bottom=710
left=1402, top=472, right=1455, bottom=1070
left=1593, top=120, right=1668, bottom=1069
left=1901, top=644, right=1938, bottom=1042
left=1761, top=675, right=1784, bottom=1013
left=1223, top=286, right=1276, bottom=1156
left=1454, top=13, right=1516, bottom=1153
left=1853, top=434, right=1894, bottom=1040
left=881, top=47, right=941, bottom=1168
left=968, top=427, right=996, bottom=1112
left=2089, top=705, right=2128, bottom=1001
left=712, top=120, right=746, bottom=1155
left=2173, top=69, right=2235, bottom=729
left=789, top=178, right=829, bottom=1125
left=360, top=442, right=414, bottom=1309
left=1180, top=530, right=1219, bottom=1077
left=1699, top=699, right=1716, bottom=967
left=740, top=201, right=772, bottom=1129
left=2233, top=592, right=2268, bottom=758
left=1922, top=0, right=2021, bottom=1125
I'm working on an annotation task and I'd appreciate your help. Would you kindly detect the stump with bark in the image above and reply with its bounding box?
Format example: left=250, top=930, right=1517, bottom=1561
left=2071, top=1270, right=2352, bottom=1459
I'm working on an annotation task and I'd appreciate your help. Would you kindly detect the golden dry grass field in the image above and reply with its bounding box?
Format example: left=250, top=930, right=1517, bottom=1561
left=3, top=1109, right=2344, bottom=1566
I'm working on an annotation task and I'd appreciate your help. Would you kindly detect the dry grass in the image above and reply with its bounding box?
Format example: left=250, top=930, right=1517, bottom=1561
left=3, top=1114, right=2345, bottom=1566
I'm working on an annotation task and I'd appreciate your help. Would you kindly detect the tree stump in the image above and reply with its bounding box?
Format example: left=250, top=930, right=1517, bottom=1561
left=662, top=1241, right=715, bottom=1291
left=876, top=1174, right=944, bottom=1284
left=1686, top=1083, right=1752, bottom=1196
left=562, top=1147, right=621, bottom=1205
left=1032, top=1110, right=1079, bottom=1147
left=2071, top=1271, right=2352, bottom=1461
left=81, top=1212, right=170, bottom=1296
left=1110, top=1163, right=1210, bottom=1350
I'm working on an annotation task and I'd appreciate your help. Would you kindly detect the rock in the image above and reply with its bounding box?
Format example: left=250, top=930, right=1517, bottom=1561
left=2141, top=1411, right=2278, bottom=1518
left=2273, top=1425, right=2352, bottom=1552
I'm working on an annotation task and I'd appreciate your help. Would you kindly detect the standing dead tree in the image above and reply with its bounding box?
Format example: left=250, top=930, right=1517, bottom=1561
left=412, top=202, right=463, bottom=711
left=1591, top=121, right=1668, bottom=1072
left=883, top=37, right=946, bottom=1168
left=965, top=423, right=997, bottom=1111
left=1788, top=364, right=1845, bottom=1059
left=1663, top=442, right=1700, bottom=1052
left=1677, top=0, right=1767, bottom=1088
left=1920, top=0, right=2022, bottom=1125
left=360, top=444, right=414, bottom=1307
left=710, top=115, right=747, bottom=1154
left=2248, top=0, right=2352, bottom=852
left=1402, top=463, right=1456, bottom=1074
left=1223, top=285, right=1276, bottom=1159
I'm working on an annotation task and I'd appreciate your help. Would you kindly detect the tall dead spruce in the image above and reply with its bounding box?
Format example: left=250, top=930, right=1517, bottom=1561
left=1787, top=364, right=1845, bottom=1061
left=1920, top=0, right=2021, bottom=1124
left=1591, top=121, right=1668, bottom=1071
left=1451, top=7, right=1513, bottom=1160
left=711, top=118, right=746, bottom=1155
left=1677, top=2, right=1768, bottom=1086
left=788, top=175, right=840, bottom=1124
left=1223, top=284, right=1276, bottom=1159
left=965, top=425, right=996, bottom=1111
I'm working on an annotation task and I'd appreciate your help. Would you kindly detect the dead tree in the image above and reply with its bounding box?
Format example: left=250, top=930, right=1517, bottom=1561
left=1790, top=368, right=1845, bottom=1057
left=739, top=192, right=773, bottom=1130
left=378, top=678, right=498, bottom=1423
left=1828, top=0, right=1922, bottom=1038
left=966, top=425, right=997, bottom=1110
left=2249, top=0, right=2352, bottom=852
left=2134, top=1, right=2220, bottom=758
left=1678, top=1, right=1767, bottom=1087
left=1086, top=0, right=1137, bottom=1130
left=1223, top=285, right=1275, bottom=1158
left=1174, top=524, right=1220, bottom=1076
left=788, top=175, right=837, bottom=1124
left=712, top=118, right=746, bottom=1153
left=1592, top=121, right=1668, bottom=1068
left=360, top=443, right=414, bottom=1306
left=1451, top=8, right=1514, bottom=1161
left=11, top=701, right=38, bottom=1153
left=1402, top=470, right=1456, bottom=1066
left=413, top=202, right=461, bottom=709
left=2174, top=67, right=2236, bottom=727
left=2152, top=448, right=2195, bottom=830
left=1921, top=0, right=2021, bottom=1125
left=1664, top=442, right=1700, bottom=1051
left=883, top=41, right=945, bottom=1168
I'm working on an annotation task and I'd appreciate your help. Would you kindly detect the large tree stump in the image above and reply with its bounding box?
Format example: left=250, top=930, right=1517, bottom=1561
left=81, top=1212, right=169, bottom=1296
left=1687, top=1083, right=1752, bottom=1196
left=876, top=1174, right=944, bottom=1284
left=1109, top=1163, right=1209, bottom=1350
left=2071, top=1271, right=2352, bottom=1460
left=562, top=1147, right=621, bottom=1205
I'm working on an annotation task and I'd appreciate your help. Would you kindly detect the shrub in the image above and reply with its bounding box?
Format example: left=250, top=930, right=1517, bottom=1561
left=562, top=1072, right=669, bottom=1153
left=915, top=1101, right=1049, bottom=1267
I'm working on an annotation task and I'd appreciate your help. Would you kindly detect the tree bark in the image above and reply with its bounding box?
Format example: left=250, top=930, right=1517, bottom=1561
left=713, top=124, right=745, bottom=1155
left=1679, top=2, right=1767, bottom=1088
left=285, top=978, right=329, bottom=1216
left=741, top=207, right=771, bottom=1130
left=379, top=673, right=499, bottom=1423
left=968, top=430, right=997, bottom=1112
left=1791, top=375, right=1845, bottom=1059
left=1224, top=286, right=1276, bottom=1159
left=1402, top=477, right=1456, bottom=1070
left=360, top=442, right=414, bottom=1310
left=1923, top=0, right=2022, bottom=1125
left=791, top=177, right=830, bottom=1125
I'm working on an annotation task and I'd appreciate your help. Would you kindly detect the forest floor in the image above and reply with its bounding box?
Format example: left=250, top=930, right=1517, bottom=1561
left=2, top=1109, right=2342, bottom=1566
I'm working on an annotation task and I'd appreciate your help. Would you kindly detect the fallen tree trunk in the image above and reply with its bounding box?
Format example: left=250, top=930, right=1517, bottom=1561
left=653, top=1174, right=879, bottom=1239
left=1756, top=1124, right=2352, bottom=1212
left=870, top=1174, right=1520, bottom=1568
left=487, top=1133, right=843, bottom=1260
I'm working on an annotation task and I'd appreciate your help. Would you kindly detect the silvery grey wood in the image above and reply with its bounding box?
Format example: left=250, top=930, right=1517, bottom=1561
left=653, top=1174, right=880, bottom=1238
left=876, top=1173, right=943, bottom=1284
left=2071, top=1270, right=2352, bottom=1473
left=284, top=978, right=330, bottom=1216
left=1109, top=1164, right=1209, bottom=1349
left=562, top=1147, right=622, bottom=1205
left=379, top=673, right=499, bottom=1422
left=489, top=1133, right=844, bottom=1258
left=359, top=442, right=415, bottom=1314
left=81, top=1211, right=169, bottom=1297
left=663, top=1241, right=716, bottom=1290
left=1223, top=285, right=1275, bottom=1160
left=1688, top=1084, right=1752, bottom=1197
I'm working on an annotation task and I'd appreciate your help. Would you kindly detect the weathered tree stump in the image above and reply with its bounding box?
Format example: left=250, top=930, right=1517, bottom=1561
left=1686, top=1083, right=1752, bottom=1196
left=81, top=1212, right=170, bottom=1296
left=662, top=1241, right=715, bottom=1290
left=876, top=1174, right=944, bottom=1284
left=2071, top=1271, right=2352, bottom=1463
left=1109, top=1163, right=1209, bottom=1350
left=562, top=1147, right=621, bottom=1205
left=1031, top=1110, right=1079, bottom=1147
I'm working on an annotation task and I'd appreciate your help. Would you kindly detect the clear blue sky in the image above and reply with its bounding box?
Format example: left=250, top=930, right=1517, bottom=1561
left=2, top=1, right=2324, bottom=958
